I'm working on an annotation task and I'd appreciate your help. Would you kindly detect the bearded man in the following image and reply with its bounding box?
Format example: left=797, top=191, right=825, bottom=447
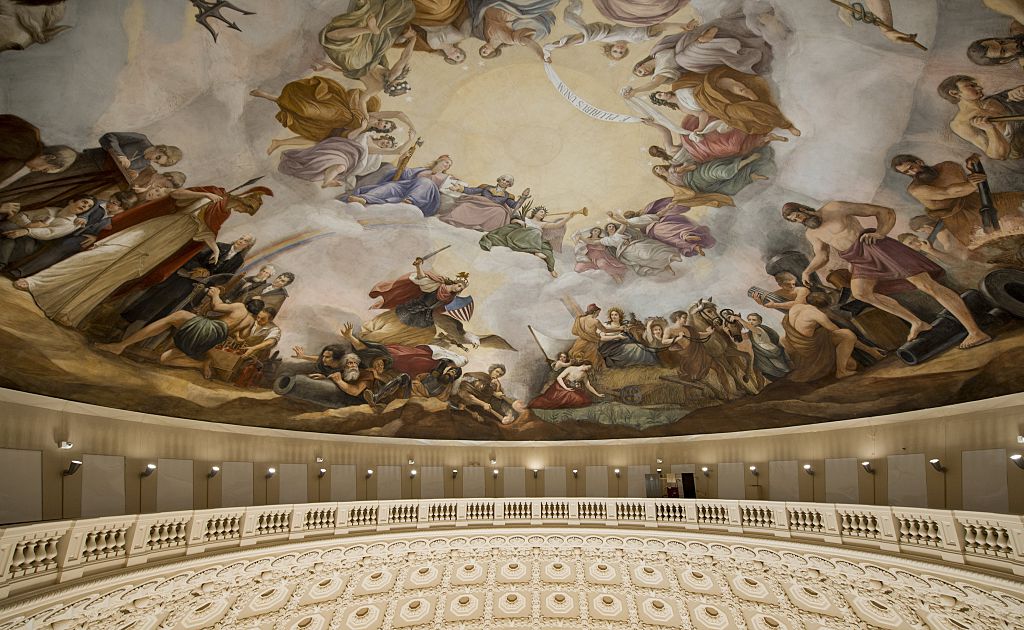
left=783, top=200, right=990, bottom=349
left=892, top=153, right=1024, bottom=246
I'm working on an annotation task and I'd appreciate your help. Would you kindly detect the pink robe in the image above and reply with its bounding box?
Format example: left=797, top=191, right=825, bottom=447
left=678, top=116, right=765, bottom=164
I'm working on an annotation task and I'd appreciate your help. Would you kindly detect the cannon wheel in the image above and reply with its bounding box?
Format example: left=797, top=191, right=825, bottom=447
left=980, top=268, right=1024, bottom=319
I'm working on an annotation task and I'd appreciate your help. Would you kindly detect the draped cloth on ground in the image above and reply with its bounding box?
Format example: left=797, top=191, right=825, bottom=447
left=528, top=380, right=592, bottom=409
left=276, top=77, right=380, bottom=142
left=593, top=0, right=688, bottom=26
left=781, top=316, right=835, bottom=383
left=670, top=67, right=792, bottom=135
left=320, top=0, right=416, bottom=80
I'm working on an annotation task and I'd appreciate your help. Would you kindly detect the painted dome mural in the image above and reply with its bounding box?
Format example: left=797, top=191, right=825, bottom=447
left=2, top=0, right=1024, bottom=440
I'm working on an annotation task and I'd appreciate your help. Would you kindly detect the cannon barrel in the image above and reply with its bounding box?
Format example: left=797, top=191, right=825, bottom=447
left=274, top=374, right=355, bottom=407
left=895, top=290, right=1000, bottom=365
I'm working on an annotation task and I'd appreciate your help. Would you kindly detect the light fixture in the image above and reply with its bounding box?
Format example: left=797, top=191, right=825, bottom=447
left=656, top=468, right=663, bottom=474
left=452, top=469, right=459, bottom=479
left=749, top=465, right=759, bottom=477
left=614, top=468, right=621, bottom=478
left=141, top=463, right=157, bottom=478
left=532, top=468, right=539, bottom=479
left=408, top=458, right=415, bottom=465
left=63, top=460, right=82, bottom=476
left=571, top=469, right=578, bottom=478
left=207, top=466, right=220, bottom=479
left=318, top=468, right=327, bottom=478
left=266, top=467, right=276, bottom=479
left=929, top=458, right=946, bottom=472
left=803, top=464, right=814, bottom=475
left=492, top=468, right=499, bottom=478
left=58, top=440, right=74, bottom=450
left=489, top=457, right=497, bottom=465
left=366, top=469, right=374, bottom=479
left=861, top=461, right=875, bottom=474
left=410, top=469, right=417, bottom=478
left=656, top=458, right=663, bottom=464
left=315, top=457, right=324, bottom=464
left=701, top=466, right=710, bottom=476
left=1010, top=454, right=1024, bottom=470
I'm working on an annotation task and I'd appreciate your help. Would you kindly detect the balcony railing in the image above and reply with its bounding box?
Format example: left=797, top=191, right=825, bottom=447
left=1, top=498, right=1020, bottom=599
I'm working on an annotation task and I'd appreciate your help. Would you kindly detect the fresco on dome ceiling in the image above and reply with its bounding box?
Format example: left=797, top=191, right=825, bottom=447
left=1, top=0, right=1024, bottom=440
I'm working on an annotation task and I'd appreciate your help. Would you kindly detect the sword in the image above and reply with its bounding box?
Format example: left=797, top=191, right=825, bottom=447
left=416, top=244, right=450, bottom=263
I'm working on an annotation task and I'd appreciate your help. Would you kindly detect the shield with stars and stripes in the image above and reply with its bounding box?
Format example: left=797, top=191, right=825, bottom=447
left=443, top=296, right=474, bottom=323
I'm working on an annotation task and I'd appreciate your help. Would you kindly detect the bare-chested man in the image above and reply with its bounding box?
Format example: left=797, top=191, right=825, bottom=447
left=892, top=153, right=1024, bottom=246
left=937, top=75, right=1024, bottom=160
left=783, top=292, right=858, bottom=380
left=782, top=201, right=991, bottom=349
left=97, top=288, right=264, bottom=378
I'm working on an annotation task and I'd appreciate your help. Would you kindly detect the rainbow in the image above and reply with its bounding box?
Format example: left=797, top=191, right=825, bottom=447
left=239, top=231, right=337, bottom=272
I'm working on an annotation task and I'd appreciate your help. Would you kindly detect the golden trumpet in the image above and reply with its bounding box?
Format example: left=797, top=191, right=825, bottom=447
left=545, top=206, right=588, bottom=218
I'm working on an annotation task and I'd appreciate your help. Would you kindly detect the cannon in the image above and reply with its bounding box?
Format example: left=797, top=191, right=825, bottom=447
left=897, top=270, right=1024, bottom=365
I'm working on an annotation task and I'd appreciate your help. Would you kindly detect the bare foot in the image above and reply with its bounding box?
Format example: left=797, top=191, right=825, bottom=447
left=835, top=367, right=856, bottom=379
left=266, top=140, right=281, bottom=156
left=500, top=414, right=516, bottom=425
left=787, top=126, right=802, bottom=137
left=401, top=198, right=413, bottom=204
left=95, top=342, right=126, bottom=356
left=751, top=174, right=769, bottom=181
left=347, top=195, right=367, bottom=204
left=767, top=133, right=788, bottom=143
left=696, top=246, right=705, bottom=256
left=906, top=321, right=933, bottom=341
left=201, top=360, right=214, bottom=380
left=959, top=331, right=992, bottom=349
left=13, top=279, right=29, bottom=291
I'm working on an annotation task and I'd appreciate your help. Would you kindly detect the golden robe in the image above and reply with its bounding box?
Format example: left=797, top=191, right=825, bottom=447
left=275, top=77, right=380, bottom=142
left=671, top=67, right=793, bottom=136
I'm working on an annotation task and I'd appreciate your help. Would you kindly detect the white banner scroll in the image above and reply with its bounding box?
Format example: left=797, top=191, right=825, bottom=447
left=543, top=63, right=642, bottom=124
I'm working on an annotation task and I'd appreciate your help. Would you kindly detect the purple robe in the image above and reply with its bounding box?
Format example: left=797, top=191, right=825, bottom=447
left=641, top=197, right=715, bottom=257
left=350, top=166, right=443, bottom=216
left=438, top=185, right=518, bottom=231
left=278, top=136, right=367, bottom=184
left=838, top=231, right=943, bottom=294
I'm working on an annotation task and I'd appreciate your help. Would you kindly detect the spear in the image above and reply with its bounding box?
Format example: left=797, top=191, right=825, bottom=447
left=228, top=176, right=265, bottom=194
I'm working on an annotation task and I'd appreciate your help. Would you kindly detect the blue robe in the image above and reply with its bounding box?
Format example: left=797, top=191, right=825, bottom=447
left=350, top=166, right=442, bottom=216
left=99, top=132, right=155, bottom=172
left=468, top=0, right=559, bottom=40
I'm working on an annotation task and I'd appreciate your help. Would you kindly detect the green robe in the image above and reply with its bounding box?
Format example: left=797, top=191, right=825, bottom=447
left=479, top=221, right=555, bottom=272
left=320, top=0, right=416, bottom=80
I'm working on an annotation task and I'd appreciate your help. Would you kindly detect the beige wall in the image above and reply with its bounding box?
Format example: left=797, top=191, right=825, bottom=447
left=1, top=388, right=1023, bottom=521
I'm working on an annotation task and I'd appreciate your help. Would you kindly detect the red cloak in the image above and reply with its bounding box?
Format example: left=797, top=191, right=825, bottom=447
left=386, top=344, right=441, bottom=376
left=369, top=271, right=455, bottom=310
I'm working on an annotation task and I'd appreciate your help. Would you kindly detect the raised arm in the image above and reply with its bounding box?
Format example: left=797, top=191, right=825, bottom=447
left=338, top=322, right=367, bottom=350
